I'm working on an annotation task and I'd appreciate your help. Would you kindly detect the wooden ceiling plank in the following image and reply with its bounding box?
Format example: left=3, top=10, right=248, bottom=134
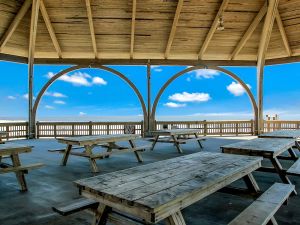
left=85, top=0, right=97, bottom=58
left=130, top=0, right=137, bottom=59
left=198, top=0, right=229, bottom=59
left=231, top=2, right=267, bottom=60
left=40, top=0, right=62, bottom=58
left=275, top=8, right=292, bottom=56
left=28, top=0, right=40, bottom=62
left=0, top=0, right=32, bottom=52
left=164, top=0, right=183, bottom=59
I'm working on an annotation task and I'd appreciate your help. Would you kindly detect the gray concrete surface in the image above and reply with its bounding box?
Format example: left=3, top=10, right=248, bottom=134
left=0, top=137, right=299, bottom=225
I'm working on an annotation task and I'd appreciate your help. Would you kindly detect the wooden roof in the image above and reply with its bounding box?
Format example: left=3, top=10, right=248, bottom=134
left=0, top=0, right=300, bottom=65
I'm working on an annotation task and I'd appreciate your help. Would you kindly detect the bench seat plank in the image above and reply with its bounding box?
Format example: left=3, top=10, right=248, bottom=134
left=228, top=183, right=294, bottom=225
left=287, top=158, right=300, bottom=176
left=0, top=163, right=44, bottom=174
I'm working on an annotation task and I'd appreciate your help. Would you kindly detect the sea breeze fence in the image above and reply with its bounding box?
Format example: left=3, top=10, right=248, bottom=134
left=1, top=120, right=300, bottom=140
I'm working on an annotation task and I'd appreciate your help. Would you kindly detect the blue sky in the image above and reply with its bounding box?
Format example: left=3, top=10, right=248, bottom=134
left=1, top=60, right=300, bottom=121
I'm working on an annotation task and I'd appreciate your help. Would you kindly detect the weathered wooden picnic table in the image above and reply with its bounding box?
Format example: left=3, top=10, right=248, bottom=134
left=56, top=134, right=150, bottom=173
left=259, top=129, right=300, bottom=139
left=150, top=129, right=205, bottom=153
left=0, top=131, right=7, bottom=144
left=221, top=138, right=300, bottom=195
left=74, top=152, right=262, bottom=224
left=0, top=143, right=43, bottom=191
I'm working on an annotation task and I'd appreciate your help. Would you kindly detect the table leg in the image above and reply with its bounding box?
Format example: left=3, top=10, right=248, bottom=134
left=129, top=140, right=143, bottom=163
left=85, top=145, right=99, bottom=173
left=267, top=217, right=279, bottom=225
left=242, top=173, right=260, bottom=194
left=61, top=144, right=72, bottom=166
left=11, top=154, right=27, bottom=192
left=194, top=133, right=203, bottom=149
left=105, top=142, right=114, bottom=158
left=288, top=148, right=298, bottom=161
left=172, top=135, right=183, bottom=153
left=93, top=204, right=112, bottom=225
left=295, top=141, right=300, bottom=151
left=270, top=157, right=297, bottom=195
left=151, top=135, right=159, bottom=151
left=165, top=211, right=186, bottom=225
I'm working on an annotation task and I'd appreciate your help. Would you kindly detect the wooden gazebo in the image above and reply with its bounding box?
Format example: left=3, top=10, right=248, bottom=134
left=0, top=0, right=299, bottom=137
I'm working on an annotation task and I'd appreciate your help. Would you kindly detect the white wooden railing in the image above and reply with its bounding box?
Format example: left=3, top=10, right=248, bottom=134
left=1, top=120, right=300, bottom=140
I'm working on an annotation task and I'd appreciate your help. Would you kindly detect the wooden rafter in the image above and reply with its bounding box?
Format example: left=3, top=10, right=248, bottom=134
left=40, top=0, right=62, bottom=58
left=85, top=0, right=97, bottom=58
left=28, top=0, right=40, bottom=63
left=165, top=0, right=183, bottom=59
left=231, top=2, right=267, bottom=60
left=0, top=0, right=32, bottom=52
left=256, top=0, right=279, bottom=134
left=275, top=8, right=292, bottom=56
left=130, top=0, right=137, bottom=59
left=198, top=0, right=229, bottom=59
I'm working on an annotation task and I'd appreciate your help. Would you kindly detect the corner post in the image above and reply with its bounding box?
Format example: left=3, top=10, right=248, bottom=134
left=146, top=61, right=152, bottom=135
left=256, top=0, right=278, bottom=135
left=28, top=0, right=40, bottom=139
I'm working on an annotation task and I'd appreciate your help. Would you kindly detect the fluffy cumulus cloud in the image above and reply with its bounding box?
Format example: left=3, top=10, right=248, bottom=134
left=7, top=95, right=16, bottom=100
left=226, top=82, right=251, bottom=96
left=45, top=105, right=55, bottom=109
left=46, top=72, right=107, bottom=87
left=79, top=112, right=86, bottom=116
left=54, top=100, right=66, bottom=105
left=151, top=66, right=163, bottom=72
left=45, top=91, right=67, bottom=98
left=189, top=69, right=220, bottom=79
left=169, top=92, right=211, bottom=103
left=22, top=93, right=35, bottom=100
left=164, top=102, right=186, bottom=108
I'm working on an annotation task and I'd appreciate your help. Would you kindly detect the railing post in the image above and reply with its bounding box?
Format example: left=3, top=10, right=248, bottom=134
left=36, top=121, right=40, bottom=139
left=141, top=121, right=144, bottom=137
left=54, top=124, right=57, bottom=138
left=203, top=120, right=207, bottom=136
left=106, top=124, right=109, bottom=135
left=220, top=123, right=223, bottom=136
left=235, top=122, right=238, bottom=136
left=89, top=121, right=93, bottom=135
left=6, top=124, right=9, bottom=140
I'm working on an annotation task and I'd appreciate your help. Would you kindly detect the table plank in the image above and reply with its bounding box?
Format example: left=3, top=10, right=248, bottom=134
left=221, top=138, right=295, bottom=157
left=57, top=134, right=140, bottom=146
left=0, top=143, right=32, bottom=156
left=259, top=130, right=300, bottom=139
left=151, top=129, right=201, bottom=136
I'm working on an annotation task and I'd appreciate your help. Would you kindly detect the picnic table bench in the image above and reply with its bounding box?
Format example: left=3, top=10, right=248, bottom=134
left=56, top=134, right=151, bottom=173
left=56, top=152, right=266, bottom=224
left=221, top=138, right=299, bottom=195
left=150, top=129, right=205, bottom=153
left=0, top=143, right=43, bottom=191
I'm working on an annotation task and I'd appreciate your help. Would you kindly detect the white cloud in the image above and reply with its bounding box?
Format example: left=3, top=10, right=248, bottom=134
left=92, top=77, right=107, bottom=85
left=7, top=96, right=16, bottom=100
left=54, top=100, right=66, bottom=105
left=45, top=105, right=55, bottom=109
left=151, top=66, right=163, bottom=72
left=79, top=112, right=86, bottom=116
left=169, top=92, right=211, bottom=103
left=186, top=77, right=191, bottom=82
left=226, top=82, right=251, bottom=96
left=164, top=102, right=186, bottom=108
left=189, top=69, right=220, bottom=79
left=45, top=91, right=67, bottom=98
left=23, top=94, right=29, bottom=99
left=46, top=72, right=107, bottom=87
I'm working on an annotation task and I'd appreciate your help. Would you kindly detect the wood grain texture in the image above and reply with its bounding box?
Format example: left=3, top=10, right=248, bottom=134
left=259, top=129, right=300, bottom=139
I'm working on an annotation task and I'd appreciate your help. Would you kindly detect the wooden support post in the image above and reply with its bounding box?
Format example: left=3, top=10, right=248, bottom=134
left=130, top=0, right=136, bottom=59
left=85, top=0, right=97, bottom=58
left=28, top=0, right=40, bottom=139
left=146, top=62, right=151, bottom=135
left=256, top=0, right=278, bottom=135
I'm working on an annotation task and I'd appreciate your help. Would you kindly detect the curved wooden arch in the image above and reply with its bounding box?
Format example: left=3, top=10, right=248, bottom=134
left=151, top=66, right=258, bottom=132
left=32, top=65, right=148, bottom=128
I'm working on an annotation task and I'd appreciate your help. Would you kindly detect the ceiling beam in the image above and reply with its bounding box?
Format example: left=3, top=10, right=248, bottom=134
left=256, top=0, right=279, bottom=134
left=231, top=2, right=267, bottom=60
left=275, top=8, right=292, bottom=56
left=198, top=0, right=229, bottom=59
left=164, top=0, right=183, bottom=59
left=0, top=0, right=32, bottom=52
left=85, top=0, right=97, bottom=58
left=130, top=0, right=137, bottom=59
left=28, top=0, right=40, bottom=64
left=40, top=0, right=62, bottom=58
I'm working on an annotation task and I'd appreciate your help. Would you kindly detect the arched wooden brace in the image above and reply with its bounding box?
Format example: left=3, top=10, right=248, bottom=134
left=32, top=65, right=148, bottom=136
left=151, top=66, right=259, bottom=134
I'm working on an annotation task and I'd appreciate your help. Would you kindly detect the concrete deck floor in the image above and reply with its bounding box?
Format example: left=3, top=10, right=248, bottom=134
left=0, top=136, right=299, bottom=225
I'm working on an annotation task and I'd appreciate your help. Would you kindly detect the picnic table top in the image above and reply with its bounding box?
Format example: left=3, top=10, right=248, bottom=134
left=0, top=143, right=32, bottom=156
left=151, top=128, right=201, bottom=135
left=259, top=129, right=300, bottom=139
left=57, top=134, right=140, bottom=146
left=75, top=152, right=262, bottom=223
left=221, top=138, right=295, bottom=157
